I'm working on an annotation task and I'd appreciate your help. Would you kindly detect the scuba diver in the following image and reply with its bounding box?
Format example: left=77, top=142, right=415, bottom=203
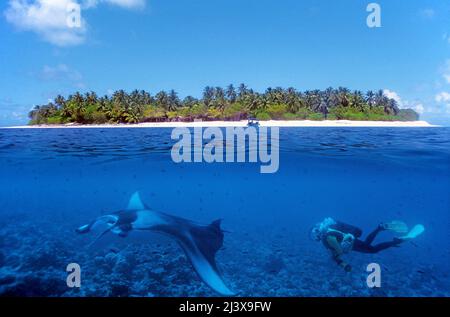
left=310, top=218, right=425, bottom=272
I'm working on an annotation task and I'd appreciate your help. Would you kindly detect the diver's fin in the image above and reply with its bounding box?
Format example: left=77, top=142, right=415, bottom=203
left=399, top=224, right=425, bottom=240
left=127, top=192, right=145, bottom=210
left=174, top=219, right=235, bottom=296
left=382, top=220, right=409, bottom=233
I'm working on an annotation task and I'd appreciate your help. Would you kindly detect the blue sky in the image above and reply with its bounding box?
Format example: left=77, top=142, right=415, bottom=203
left=1, top=0, right=449, bottom=126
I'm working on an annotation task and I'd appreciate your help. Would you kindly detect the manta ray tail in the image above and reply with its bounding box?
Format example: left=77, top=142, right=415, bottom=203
left=173, top=218, right=235, bottom=296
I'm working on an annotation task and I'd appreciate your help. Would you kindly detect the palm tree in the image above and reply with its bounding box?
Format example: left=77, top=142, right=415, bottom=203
left=122, top=97, right=144, bottom=123
left=202, top=86, right=215, bottom=107
left=265, top=87, right=283, bottom=104
left=285, top=87, right=300, bottom=113
left=226, top=84, right=237, bottom=103
left=28, top=105, right=40, bottom=121
left=28, top=85, right=419, bottom=125
left=304, top=90, right=321, bottom=112
left=68, top=92, right=86, bottom=122
left=322, top=87, right=339, bottom=108
left=72, top=92, right=84, bottom=105
left=183, top=96, right=198, bottom=108
left=374, top=89, right=385, bottom=107
left=386, top=98, right=399, bottom=115
left=352, top=90, right=365, bottom=111
left=237, top=83, right=248, bottom=102
left=246, top=92, right=265, bottom=112
left=85, top=91, right=98, bottom=105
left=98, top=96, right=111, bottom=113
left=155, top=91, right=169, bottom=110
left=366, top=90, right=375, bottom=109
left=54, top=95, right=66, bottom=108
left=214, top=87, right=227, bottom=110
left=130, top=89, right=141, bottom=104
left=337, top=87, right=350, bottom=107
left=140, top=90, right=153, bottom=105
left=113, top=90, right=127, bottom=106
left=168, top=89, right=180, bottom=111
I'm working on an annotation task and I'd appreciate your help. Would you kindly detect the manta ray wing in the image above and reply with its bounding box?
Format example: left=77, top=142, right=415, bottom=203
left=166, top=219, right=235, bottom=296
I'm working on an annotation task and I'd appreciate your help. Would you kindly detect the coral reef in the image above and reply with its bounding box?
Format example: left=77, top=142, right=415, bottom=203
left=0, top=218, right=448, bottom=297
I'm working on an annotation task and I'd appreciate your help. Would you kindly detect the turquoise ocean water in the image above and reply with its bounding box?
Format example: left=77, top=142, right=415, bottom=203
left=0, top=127, right=448, bottom=296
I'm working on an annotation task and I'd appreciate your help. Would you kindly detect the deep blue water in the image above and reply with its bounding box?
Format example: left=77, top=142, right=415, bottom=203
left=0, top=127, right=449, bottom=297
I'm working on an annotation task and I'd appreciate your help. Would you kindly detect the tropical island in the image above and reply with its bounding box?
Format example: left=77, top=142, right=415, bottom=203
left=28, top=85, right=420, bottom=125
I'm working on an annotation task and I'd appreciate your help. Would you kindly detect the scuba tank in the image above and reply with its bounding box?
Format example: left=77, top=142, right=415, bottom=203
left=330, top=221, right=363, bottom=238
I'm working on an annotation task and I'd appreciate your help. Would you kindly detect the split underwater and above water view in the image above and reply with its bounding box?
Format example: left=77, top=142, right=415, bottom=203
left=1, top=0, right=450, bottom=301
left=0, top=127, right=448, bottom=297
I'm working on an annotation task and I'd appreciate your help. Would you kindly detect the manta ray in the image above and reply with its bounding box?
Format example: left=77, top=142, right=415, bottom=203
left=76, top=192, right=235, bottom=296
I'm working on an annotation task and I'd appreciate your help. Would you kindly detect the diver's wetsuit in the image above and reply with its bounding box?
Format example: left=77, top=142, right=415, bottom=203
left=322, top=221, right=402, bottom=271
left=352, top=225, right=402, bottom=253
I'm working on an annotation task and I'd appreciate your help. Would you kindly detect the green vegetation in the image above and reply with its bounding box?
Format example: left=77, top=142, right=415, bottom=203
left=28, top=85, right=419, bottom=125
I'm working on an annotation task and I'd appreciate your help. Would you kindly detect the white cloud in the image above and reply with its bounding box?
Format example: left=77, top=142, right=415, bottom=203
left=40, top=64, right=81, bottom=81
left=407, top=102, right=428, bottom=115
left=383, top=90, right=427, bottom=115
left=441, top=59, right=450, bottom=84
left=411, top=103, right=425, bottom=114
left=4, top=0, right=146, bottom=46
left=435, top=92, right=450, bottom=114
left=435, top=92, right=450, bottom=103
left=38, top=64, right=85, bottom=88
left=4, top=0, right=87, bottom=46
left=443, top=33, right=450, bottom=45
left=104, top=0, right=145, bottom=9
left=437, top=58, right=450, bottom=87
left=383, top=89, right=403, bottom=107
left=334, top=61, right=450, bottom=124
left=444, top=75, right=450, bottom=84
left=420, top=8, right=435, bottom=19
left=83, top=0, right=145, bottom=9
left=0, top=99, right=30, bottom=125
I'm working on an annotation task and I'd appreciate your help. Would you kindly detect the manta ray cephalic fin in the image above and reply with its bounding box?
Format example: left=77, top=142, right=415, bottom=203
left=127, top=192, right=146, bottom=210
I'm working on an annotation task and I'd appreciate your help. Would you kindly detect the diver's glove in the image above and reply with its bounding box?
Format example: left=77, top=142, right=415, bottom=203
left=343, top=263, right=352, bottom=272
left=335, top=256, right=352, bottom=272
left=338, top=260, right=352, bottom=272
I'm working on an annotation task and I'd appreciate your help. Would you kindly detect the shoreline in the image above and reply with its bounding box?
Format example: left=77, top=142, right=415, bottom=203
left=1, top=120, right=437, bottom=129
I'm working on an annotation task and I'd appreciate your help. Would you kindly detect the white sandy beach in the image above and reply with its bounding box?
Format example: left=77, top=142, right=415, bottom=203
left=2, top=120, right=436, bottom=129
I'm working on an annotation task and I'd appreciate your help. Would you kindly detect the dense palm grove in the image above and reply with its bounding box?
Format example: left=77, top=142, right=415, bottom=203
left=28, top=85, right=419, bottom=124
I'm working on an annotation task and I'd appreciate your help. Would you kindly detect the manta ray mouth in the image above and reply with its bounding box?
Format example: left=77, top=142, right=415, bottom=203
left=88, top=225, right=116, bottom=247
left=76, top=215, right=119, bottom=247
